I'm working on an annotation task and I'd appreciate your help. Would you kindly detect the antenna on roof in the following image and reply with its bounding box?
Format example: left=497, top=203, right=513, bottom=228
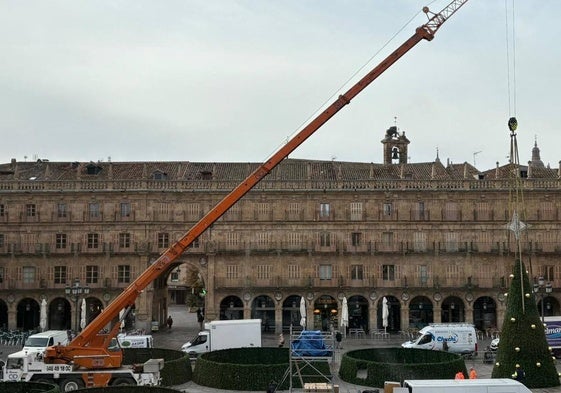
left=473, top=151, right=482, bottom=166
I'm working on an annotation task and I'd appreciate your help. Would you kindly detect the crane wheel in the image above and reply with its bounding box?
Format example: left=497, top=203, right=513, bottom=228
left=60, top=378, right=85, bottom=391
left=111, top=377, right=136, bottom=386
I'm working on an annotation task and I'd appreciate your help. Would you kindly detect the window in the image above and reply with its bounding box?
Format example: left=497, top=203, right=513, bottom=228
left=26, top=204, right=36, bottom=217
left=89, top=202, right=100, bottom=218
left=257, top=265, right=272, bottom=279
left=57, top=203, right=67, bottom=218
left=413, top=232, right=426, bottom=252
left=287, top=203, right=301, bottom=220
left=120, top=202, right=131, bottom=218
left=445, top=232, right=458, bottom=252
left=382, top=265, right=395, bottom=281
left=226, top=264, right=239, bottom=279
left=186, top=203, right=200, bottom=220
left=350, top=202, right=363, bottom=221
left=56, top=233, right=67, bottom=249
left=0, top=267, right=3, bottom=283
left=287, top=232, right=302, bottom=249
left=153, top=171, right=168, bottom=180
left=382, top=232, right=394, bottom=246
left=0, top=234, right=4, bottom=248
left=319, top=203, right=331, bottom=218
left=543, top=266, right=555, bottom=282
left=54, top=266, right=67, bottom=284
left=170, top=271, right=179, bottom=282
left=117, top=265, right=131, bottom=283
left=319, top=264, right=332, bottom=280
left=226, top=232, right=239, bottom=247
left=319, top=232, right=331, bottom=247
left=0, top=204, right=5, bottom=216
left=119, top=233, right=131, bottom=248
left=350, top=265, right=363, bottom=280
left=23, top=266, right=36, bottom=284
left=443, top=202, right=459, bottom=221
left=86, top=265, right=99, bottom=284
left=255, top=232, right=269, bottom=248
left=419, top=265, right=428, bottom=285
left=256, top=203, right=270, bottom=219
left=383, top=203, right=392, bottom=216
left=351, top=232, right=362, bottom=247
left=158, top=233, right=169, bottom=248
left=87, top=233, right=99, bottom=249
left=288, top=264, right=299, bottom=279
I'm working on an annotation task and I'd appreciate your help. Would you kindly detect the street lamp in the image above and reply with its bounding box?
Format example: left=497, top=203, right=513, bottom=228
left=533, top=276, right=553, bottom=323
left=65, top=279, right=90, bottom=332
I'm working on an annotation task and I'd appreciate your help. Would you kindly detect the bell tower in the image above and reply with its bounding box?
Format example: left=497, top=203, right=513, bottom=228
left=382, top=125, right=410, bottom=164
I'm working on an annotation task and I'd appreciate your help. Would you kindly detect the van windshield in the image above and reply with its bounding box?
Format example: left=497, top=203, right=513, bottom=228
left=24, top=337, right=49, bottom=347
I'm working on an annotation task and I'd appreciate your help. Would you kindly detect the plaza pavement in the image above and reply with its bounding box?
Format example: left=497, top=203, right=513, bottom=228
left=160, top=305, right=561, bottom=393
left=1, top=304, right=560, bottom=392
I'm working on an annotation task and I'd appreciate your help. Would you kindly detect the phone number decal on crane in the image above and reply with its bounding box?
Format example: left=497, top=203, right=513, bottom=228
left=45, top=364, right=73, bottom=372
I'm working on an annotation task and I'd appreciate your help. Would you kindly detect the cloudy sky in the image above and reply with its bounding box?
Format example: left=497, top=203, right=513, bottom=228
left=1, top=1, right=559, bottom=171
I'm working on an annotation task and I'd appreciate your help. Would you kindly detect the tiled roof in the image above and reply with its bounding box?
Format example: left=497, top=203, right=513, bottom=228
left=0, top=158, right=557, bottom=182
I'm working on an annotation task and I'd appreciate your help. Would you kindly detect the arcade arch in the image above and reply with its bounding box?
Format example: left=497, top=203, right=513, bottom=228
left=409, top=295, right=433, bottom=328
left=220, top=295, right=243, bottom=320
left=441, top=295, right=465, bottom=323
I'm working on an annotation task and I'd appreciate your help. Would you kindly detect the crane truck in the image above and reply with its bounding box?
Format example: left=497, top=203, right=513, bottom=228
left=1, top=1, right=469, bottom=390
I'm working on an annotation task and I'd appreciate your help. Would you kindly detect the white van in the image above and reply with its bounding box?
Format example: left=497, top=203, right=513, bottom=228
left=402, top=323, right=477, bottom=355
left=117, top=333, right=154, bottom=348
left=22, top=330, right=69, bottom=353
left=403, top=378, right=532, bottom=393
left=6, top=330, right=69, bottom=363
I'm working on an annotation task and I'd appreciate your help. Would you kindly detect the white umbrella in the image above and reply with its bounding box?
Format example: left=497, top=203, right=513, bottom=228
left=80, top=299, right=87, bottom=330
left=119, top=308, right=125, bottom=332
left=341, top=297, right=349, bottom=338
left=382, top=297, right=389, bottom=333
left=39, top=299, right=47, bottom=332
left=299, top=296, right=306, bottom=329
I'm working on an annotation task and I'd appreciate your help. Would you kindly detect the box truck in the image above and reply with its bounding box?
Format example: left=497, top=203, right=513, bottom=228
left=402, top=378, right=532, bottom=393
left=181, top=319, right=262, bottom=356
left=401, top=323, right=477, bottom=356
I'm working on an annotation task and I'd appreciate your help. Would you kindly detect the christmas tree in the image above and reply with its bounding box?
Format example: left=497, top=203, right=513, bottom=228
left=491, top=259, right=559, bottom=388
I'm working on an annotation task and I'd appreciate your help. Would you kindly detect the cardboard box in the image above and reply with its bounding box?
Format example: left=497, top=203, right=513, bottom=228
left=384, top=381, right=401, bottom=393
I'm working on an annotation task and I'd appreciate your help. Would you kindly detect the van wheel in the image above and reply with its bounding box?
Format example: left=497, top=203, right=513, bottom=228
left=60, top=378, right=85, bottom=391
left=111, top=377, right=136, bottom=386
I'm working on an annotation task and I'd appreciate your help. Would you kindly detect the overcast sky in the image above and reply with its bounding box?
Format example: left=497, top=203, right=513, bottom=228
left=1, top=1, right=559, bottom=171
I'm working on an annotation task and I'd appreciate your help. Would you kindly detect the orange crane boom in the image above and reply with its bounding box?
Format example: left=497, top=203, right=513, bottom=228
left=45, top=0, right=469, bottom=369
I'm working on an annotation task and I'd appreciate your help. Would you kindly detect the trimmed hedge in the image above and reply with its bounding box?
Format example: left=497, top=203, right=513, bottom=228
left=194, top=347, right=289, bottom=391
left=122, top=347, right=192, bottom=386
left=75, top=387, right=180, bottom=393
left=193, top=347, right=331, bottom=391
left=0, top=381, right=59, bottom=392
left=339, top=348, right=467, bottom=388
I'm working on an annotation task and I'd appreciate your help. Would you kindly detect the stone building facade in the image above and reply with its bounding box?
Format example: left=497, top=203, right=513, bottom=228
left=0, top=131, right=559, bottom=336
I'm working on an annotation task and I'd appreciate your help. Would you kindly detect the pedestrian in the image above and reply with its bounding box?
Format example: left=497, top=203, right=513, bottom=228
left=455, top=371, right=465, bottom=380
left=166, top=315, right=173, bottom=329
left=513, top=364, right=525, bottom=382
left=278, top=333, right=285, bottom=348
left=469, top=367, right=477, bottom=379
left=196, top=308, right=204, bottom=330
left=335, top=331, right=343, bottom=349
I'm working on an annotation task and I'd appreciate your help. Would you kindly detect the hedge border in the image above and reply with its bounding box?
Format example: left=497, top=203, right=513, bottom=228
left=339, top=348, right=467, bottom=387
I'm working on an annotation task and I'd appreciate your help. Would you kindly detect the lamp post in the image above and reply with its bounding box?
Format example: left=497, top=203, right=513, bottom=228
left=533, top=276, right=553, bottom=323
left=65, top=279, right=90, bottom=332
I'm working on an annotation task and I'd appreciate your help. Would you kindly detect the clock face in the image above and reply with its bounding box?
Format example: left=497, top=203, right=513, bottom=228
left=103, top=293, right=111, bottom=301
left=401, top=292, right=410, bottom=301
left=465, top=293, right=474, bottom=302
left=243, top=293, right=251, bottom=301
left=433, top=292, right=442, bottom=302
left=369, top=292, right=377, bottom=301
